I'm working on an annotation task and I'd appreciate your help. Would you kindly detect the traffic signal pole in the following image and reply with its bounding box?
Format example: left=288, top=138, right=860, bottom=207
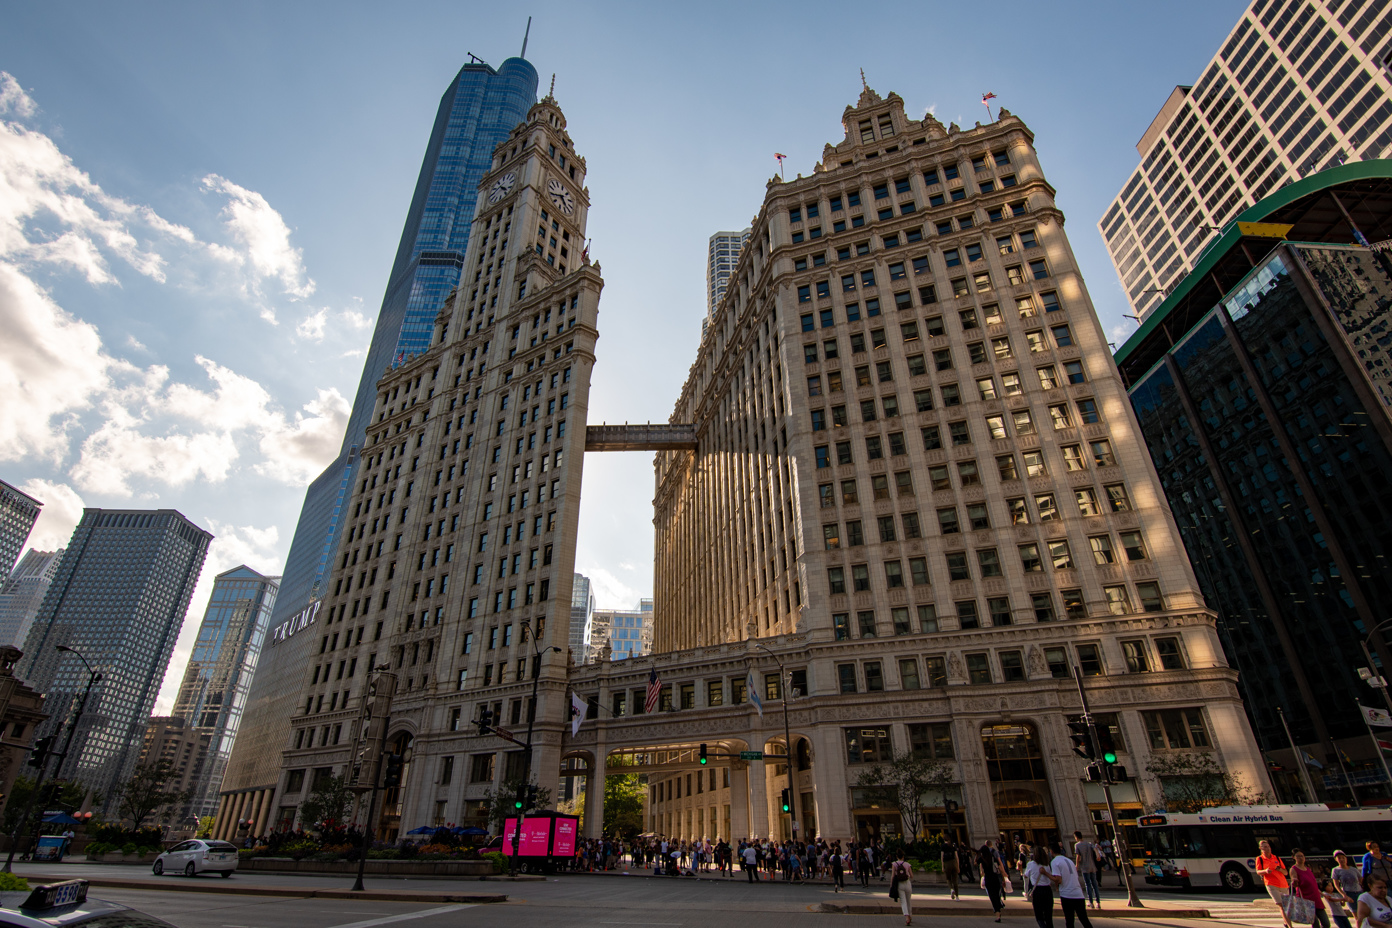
left=350, top=670, right=396, bottom=893
left=1073, top=665, right=1142, bottom=908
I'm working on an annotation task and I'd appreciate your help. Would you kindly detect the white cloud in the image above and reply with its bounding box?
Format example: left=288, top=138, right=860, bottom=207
left=342, top=308, right=371, bottom=329
left=0, top=262, right=113, bottom=463
left=18, top=478, right=83, bottom=551
left=579, top=565, right=643, bottom=612
left=296, top=307, right=327, bottom=341
left=125, top=334, right=148, bottom=352
left=154, top=519, right=282, bottom=714
left=0, top=73, right=36, bottom=118
left=923, top=104, right=938, bottom=119
left=201, top=174, right=315, bottom=300
left=256, top=387, right=350, bottom=484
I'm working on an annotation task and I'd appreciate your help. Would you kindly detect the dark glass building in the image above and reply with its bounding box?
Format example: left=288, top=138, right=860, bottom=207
left=19, top=509, right=212, bottom=813
left=1116, top=162, right=1392, bottom=800
left=220, top=54, right=538, bottom=819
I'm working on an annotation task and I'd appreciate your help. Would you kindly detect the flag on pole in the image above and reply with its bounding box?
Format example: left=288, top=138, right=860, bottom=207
left=747, top=670, right=763, bottom=717
left=1301, top=750, right=1324, bottom=769
left=1378, top=737, right=1392, bottom=753
left=570, top=691, right=586, bottom=736
left=1362, top=704, right=1392, bottom=727
left=981, top=92, right=997, bottom=104
left=645, top=668, right=661, bottom=714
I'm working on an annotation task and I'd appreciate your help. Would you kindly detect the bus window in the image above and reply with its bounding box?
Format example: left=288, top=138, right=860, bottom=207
left=1143, top=827, right=1174, bottom=858
left=1253, top=827, right=1287, bottom=855
left=1176, top=826, right=1208, bottom=856
left=1292, top=827, right=1334, bottom=856
left=1208, top=825, right=1253, bottom=858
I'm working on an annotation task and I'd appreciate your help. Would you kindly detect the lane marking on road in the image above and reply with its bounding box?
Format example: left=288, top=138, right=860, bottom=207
left=322, top=905, right=475, bottom=928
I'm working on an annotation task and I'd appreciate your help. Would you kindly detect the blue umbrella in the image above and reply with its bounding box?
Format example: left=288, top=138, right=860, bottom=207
left=405, top=826, right=436, bottom=835
left=42, top=813, right=81, bottom=825
left=453, top=826, right=488, bottom=835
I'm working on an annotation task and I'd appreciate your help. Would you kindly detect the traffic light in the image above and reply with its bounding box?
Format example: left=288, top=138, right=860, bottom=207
left=1085, top=764, right=1105, bottom=783
left=699, top=743, right=708, bottom=765
left=1096, top=728, right=1119, bottom=766
left=477, top=707, right=493, bottom=736
left=1109, top=766, right=1129, bottom=784
left=780, top=788, right=791, bottom=813
left=513, top=793, right=524, bottom=810
left=1067, top=719, right=1094, bottom=760
left=382, top=753, right=404, bottom=788
left=526, top=784, right=539, bottom=809
left=27, top=735, right=54, bottom=770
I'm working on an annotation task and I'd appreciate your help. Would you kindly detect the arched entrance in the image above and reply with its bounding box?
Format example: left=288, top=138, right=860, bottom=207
left=763, top=734, right=815, bottom=840
left=980, top=722, right=1057, bottom=848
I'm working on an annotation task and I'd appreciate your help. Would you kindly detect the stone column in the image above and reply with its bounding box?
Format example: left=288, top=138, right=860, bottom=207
left=245, top=792, right=263, bottom=838
left=729, top=762, right=749, bottom=839
left=230, top=792, right=249, bottom=837
left=212, top=794, right=230, bottom=840
left=584, top=751, right=606, bottom=839
left=254, top=788, right=276, bottom=836
left=747, top=758, right=768, bottom=839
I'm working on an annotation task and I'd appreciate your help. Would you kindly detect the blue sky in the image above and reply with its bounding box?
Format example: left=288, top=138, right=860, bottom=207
left=0, top=0, right=1248, bottom=710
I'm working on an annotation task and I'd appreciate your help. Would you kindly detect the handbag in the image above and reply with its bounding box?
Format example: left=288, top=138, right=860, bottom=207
left=1284, top=893, right=1317, bottom=925
left=1004, top=877, right=1014, bottom=895
left=889, top=874, right=900, bottom=901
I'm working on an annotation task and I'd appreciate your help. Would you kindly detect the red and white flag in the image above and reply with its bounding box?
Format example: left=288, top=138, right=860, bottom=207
left=982, top=92, right=997, bottom=104
left=570, top=691, right=586, bottom=736
left=645, top=668, right=661, bottom=714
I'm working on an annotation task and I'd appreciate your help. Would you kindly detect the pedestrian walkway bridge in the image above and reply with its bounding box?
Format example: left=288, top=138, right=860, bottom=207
left=585, top=423, right=697, bottom=452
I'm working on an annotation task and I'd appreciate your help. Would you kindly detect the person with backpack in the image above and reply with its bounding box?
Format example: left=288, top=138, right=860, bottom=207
left=942, top=840, right=962, bottom=900
left=890, top=852, right=915, bottom=926
left=1074, top=831, right=1102, bottom=909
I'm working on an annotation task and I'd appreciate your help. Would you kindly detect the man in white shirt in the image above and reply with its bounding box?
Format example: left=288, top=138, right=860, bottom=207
left=743, top=843, right=760, bottom=882
left=1051, top=850, right=1093, bottom=928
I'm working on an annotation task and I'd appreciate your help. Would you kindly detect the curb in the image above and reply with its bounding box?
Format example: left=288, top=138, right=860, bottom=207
left=18, top=874, right=507, bottom=904
left=817, top=902, right=1210, bottom=918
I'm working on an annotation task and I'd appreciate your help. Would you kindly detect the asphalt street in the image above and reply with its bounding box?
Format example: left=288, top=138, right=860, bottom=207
left=7, top=863, right=1286, bottom=928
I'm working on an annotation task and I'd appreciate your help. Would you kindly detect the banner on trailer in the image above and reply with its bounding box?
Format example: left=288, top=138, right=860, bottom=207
left=553, top=816, right=577, bottom=856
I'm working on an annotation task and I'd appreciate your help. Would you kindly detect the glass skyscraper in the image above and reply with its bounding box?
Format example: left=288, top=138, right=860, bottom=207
left=219, top=53, right=538, bottom=823
left=171, top=566, right=279, bottom=821
left=19, top=509, right=212, bottom=813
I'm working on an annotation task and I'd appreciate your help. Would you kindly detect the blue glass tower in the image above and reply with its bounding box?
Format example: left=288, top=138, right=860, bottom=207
left=217, top=54, right=538, bottom=814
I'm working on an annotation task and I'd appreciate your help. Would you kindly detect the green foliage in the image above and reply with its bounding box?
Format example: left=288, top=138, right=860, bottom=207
left=603, top=771, right=644, bottom=838
left=482, top=776, right=551, bottom=830
left=297, top=775, right=354, bottom=833
left=482, top=851, right=507, bottom=873
left=196, top=816, right=215, bottom=838
left=117, top=759, right=189, bottom=828
left=89, top=823, right=163, bottom=850
left=2, top=777, right=99, bottom=835
left=852, top=751, right=955, bottom=843
left=0, top=873, right=29, bottom=892
left=280, top=838, right=319, bottom=861
left=1145, top=752, right=1269, bottom=813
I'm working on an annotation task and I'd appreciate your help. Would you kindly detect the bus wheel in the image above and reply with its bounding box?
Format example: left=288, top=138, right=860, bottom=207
left=1220, top=863, right=1252, bottom=893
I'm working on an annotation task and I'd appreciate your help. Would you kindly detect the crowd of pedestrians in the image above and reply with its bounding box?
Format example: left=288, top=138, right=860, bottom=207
left=1254, top=838, right=1392, bottom=928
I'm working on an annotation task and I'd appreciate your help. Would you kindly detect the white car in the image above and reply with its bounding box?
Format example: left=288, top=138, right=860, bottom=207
left=152, top=839, right=239, bottom=877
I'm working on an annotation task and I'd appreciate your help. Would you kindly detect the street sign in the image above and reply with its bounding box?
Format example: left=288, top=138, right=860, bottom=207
left=493, top=726, right=526, bottom=747
left=738, top=751, right=764, bottom=760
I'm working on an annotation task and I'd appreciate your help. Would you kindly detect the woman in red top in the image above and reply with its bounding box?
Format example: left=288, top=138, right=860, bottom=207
left=1291, top=848, right=1331, bottom=928
left=1258, top=840, right=1293, bottom=928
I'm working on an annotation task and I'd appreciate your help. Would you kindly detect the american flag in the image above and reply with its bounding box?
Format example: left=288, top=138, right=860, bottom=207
left=645, top=668, right=661, bottom=714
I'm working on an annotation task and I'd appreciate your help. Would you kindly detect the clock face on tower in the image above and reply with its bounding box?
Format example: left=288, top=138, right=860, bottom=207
left=487, top=172, right=516, bottom=204
left=547, top=178, right=576, bottom=216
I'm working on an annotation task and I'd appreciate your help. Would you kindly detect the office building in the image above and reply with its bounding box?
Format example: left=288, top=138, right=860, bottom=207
left=1114, top=163, right=1392, bottom=800
left=138, top=716, right=213, bottom=831
left=20, top=509, right=211, bottom=813
left=0, top=549, right=63, bottom=649
left=169, top=566, right=279, bottom=822
left=588, top=598, right=653, bottom=661
left=217, top=51, right=539, bottom=832
left=1100, top=0, right=1392, bottom=320
left=0, top=480, right=41, bottom=577
left=568, top=573, right=595, bottom=664
left=0, top=646, right=45, bottom=824
left=266, top=88, right=601, bottom=841
left=632, top=84, right=1265, bottom=844
left=707, top=230, right=751, bottom=319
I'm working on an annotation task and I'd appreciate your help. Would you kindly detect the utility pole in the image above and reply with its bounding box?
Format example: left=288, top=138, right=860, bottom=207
left=756, top=644, right=797, bottom=841
left=1073, top=666, right=1142, bottom=908
left=348, top=670, right=396, bottom=892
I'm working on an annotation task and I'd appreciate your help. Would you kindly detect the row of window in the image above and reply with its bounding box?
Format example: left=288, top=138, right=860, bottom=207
left=797, top=257, right=1049, bottom=305
left=804, top=320, right=1074, bottom=369
left=788, top=152, right=1017, bottom=228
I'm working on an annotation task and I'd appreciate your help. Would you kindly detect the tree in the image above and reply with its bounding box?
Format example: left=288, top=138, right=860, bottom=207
left=196, top=816, right=215, bottom=838
left=852, top=751, right=955, bottom=843
left=118, top=759, right=189, bottom=828
left=604, top=772, right=644, bottom=838
left=1145, top=752, right=1270, bottom=813
left=483, top=776, right=551, bottom=831
left=297, top=774, right=354, bottom=833
left=3, top=777, right=99, bottom=835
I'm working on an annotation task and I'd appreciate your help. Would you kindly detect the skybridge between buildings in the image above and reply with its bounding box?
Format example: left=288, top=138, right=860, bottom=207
left=585, top=423, right=697, bottom=452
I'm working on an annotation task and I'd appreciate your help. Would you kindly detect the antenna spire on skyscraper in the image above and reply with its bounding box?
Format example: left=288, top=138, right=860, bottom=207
left=860, top=68, right=868, bottom=91
left=521, top=16, right=532, bottom=58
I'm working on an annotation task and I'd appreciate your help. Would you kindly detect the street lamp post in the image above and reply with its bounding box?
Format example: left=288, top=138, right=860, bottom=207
left=509, top=621, right=561, bottom=876
left=4, top=645, right=101, bottom=872
left=755, top=644, right=797, bottom=842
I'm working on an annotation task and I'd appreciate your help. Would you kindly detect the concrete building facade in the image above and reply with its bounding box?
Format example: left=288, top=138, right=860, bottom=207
left=19, top=509, right=211, bottom=814
left=1100, top=0, right=1392, bottom=320
left=138, top=716, right=213, bottom=831
left=0, top=646, right=45, bottom=826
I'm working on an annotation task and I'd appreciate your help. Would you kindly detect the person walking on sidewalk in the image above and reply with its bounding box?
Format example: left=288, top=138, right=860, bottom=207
left=1053, top=845, right=1093, bottom=928
left=942, top=840, right=962, bottom=901
left=1025, top=846, right=1055, bottom=928
left=1258, top=839, right=1293, bottom=928
left=980, top=840, right=1007, bottom=923
left=831, top=843, right=846, bottom=892
left=891, top=853, right=915, bottom=926
left=1073, top=831, right=1102, bottom=910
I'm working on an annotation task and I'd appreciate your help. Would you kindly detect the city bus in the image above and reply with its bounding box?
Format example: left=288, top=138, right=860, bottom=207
left=1137, top=804, right=1392, bottom=891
